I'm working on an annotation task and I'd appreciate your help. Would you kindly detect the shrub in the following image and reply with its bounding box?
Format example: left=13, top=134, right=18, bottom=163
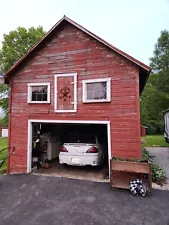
left=151, top=161, right=165, bottom=182
left=142, top=149, right=165, bottom=183
left=142, top=149, right=150, bottom=160
left=147, top=124, right=157, bottom=135
left=146, top=120, right=164, bottom=135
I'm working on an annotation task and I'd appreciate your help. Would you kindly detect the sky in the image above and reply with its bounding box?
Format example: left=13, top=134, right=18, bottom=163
left=0, top=0, right=169, bottom=66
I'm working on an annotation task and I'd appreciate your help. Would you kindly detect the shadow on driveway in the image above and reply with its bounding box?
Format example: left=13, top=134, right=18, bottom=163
left=0, top=175, right=169, bottom=225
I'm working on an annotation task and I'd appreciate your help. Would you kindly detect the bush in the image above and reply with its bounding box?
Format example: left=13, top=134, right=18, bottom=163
left=142, top=149, right=150, bottom=160
left=142, top=149, right=165, bottom=183
left=146, top=120, right=164, bottom=135
left=147, top=124, right=157, bottom=135
left=151, top=120, right=164, bottom=134
left=151, top=161, right=165, bottom=182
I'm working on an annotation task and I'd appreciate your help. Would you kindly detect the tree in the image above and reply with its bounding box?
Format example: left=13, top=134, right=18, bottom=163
left=149, top=30, right=169, bottom=115
left=140, top=98, right=149, bottom=126
left=150, top=30, right=169, bottom=93
left=140, top=30, right=169, bottom=134
left=0, top=26, right=46, bottom=124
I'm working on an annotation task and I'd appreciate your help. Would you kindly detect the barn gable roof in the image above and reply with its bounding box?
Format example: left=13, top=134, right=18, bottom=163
left=4, top=15, right=151, bottom=91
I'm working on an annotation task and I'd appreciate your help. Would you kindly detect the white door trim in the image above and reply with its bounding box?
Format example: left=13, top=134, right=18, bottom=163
left=27, top=120, right=32, bottom=173
left=54, top=73, right=77, bottom=113
left=27, top=119, right=111, bottom=179
left=107, top=122, right=111, bottom=174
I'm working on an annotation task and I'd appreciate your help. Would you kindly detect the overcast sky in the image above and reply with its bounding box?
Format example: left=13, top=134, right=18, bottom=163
left=0, top=0, right=169, bottom=65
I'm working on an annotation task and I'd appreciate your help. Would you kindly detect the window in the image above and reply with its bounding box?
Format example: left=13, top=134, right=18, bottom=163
left=27, top=83, right=50, bottom=103
left=82, top=78, right=111, bottom=103
left=66, top=134, right=96, bottom=144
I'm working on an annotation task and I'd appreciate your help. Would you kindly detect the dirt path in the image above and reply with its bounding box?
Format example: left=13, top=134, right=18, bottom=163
left=146, top=147, right=169, bottom=190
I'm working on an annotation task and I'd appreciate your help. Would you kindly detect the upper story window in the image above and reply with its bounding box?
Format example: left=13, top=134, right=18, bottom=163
left=82, top=78, right=111, bottom=103
left=27, top=83, right=50, bottom=103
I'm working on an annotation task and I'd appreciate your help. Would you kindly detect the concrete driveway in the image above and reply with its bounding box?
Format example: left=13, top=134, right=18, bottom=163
left=0, top=175, right=169, bottom=225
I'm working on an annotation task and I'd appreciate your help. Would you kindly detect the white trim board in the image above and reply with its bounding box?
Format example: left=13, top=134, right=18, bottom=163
left=29, top=119, right=110, bottom=124
left=54, top=73, right=77, bottom=113
left=27, top=119, right=111, bottom=180
left=27, top=120, right=32, bottom=173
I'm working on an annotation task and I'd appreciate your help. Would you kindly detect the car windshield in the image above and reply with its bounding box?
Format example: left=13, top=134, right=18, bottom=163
left=66, top=134, right=96, bottom=144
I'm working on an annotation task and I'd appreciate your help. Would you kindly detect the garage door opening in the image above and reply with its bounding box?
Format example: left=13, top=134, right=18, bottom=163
left=28, top=120, right=111, bottom=182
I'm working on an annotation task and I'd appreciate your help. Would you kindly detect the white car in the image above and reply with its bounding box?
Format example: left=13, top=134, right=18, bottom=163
left=59, top=134, right=105, bottom=167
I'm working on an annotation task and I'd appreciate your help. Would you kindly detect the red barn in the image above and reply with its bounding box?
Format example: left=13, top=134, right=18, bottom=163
left=4, top=16, right=151, bottom=178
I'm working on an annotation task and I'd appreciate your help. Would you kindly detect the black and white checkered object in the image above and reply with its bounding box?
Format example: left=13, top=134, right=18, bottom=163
left=129, top=179, right=147, bottom=197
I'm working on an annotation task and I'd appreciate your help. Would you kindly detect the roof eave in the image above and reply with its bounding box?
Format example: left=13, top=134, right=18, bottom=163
left=163, top=109, right=169, bottom=114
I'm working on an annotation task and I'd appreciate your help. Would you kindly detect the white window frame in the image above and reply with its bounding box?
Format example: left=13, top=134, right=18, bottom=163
left=54, top=73, right=77, bottom=113
left=82, top=78, right=111, bottom=103
left=27, top=82, right=50, bottom=104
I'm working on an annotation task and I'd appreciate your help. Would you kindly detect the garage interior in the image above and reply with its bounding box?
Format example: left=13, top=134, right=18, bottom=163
left=31, top=122, right=109, bottom=182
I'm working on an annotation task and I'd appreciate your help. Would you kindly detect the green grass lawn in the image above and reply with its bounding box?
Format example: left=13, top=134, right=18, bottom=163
left=0, top=138, right=8, bottom=173
left=0, top=137, right=8, bottom=149
left=145, top=135, right=169, bottom=147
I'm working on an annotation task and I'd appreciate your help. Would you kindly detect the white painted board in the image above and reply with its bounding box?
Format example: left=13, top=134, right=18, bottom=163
left=2, top=129, right=8, bottom=137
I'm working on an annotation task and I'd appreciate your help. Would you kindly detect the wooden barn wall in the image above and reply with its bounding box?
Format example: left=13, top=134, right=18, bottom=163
left=8, top=23, right=140, bottom=173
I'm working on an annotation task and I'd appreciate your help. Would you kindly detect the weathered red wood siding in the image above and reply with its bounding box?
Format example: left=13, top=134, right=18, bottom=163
left=8, top=23, right=141, bottom=173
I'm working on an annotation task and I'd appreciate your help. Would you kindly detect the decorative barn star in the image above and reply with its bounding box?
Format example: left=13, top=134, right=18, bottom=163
left=59, top=87, right=71, bottom=101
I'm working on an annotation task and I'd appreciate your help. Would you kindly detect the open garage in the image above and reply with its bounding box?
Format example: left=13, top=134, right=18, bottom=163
left=27, top=120, right=111, bottom=182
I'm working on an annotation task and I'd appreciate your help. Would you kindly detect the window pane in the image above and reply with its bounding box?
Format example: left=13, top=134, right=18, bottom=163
left=31, top=85, right=48, bottom=102
left=67, top=134, right=96, bottom=143
left=86, top=82, right=107, bottom=100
